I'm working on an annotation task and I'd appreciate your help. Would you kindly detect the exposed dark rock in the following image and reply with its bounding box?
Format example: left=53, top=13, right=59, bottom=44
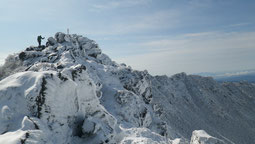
left=58, top=72, right=68, bottom=81
left=20, top=132, right=29, bottom=144
left=35, top=77, right=47, bottom=118
left=19, top=52, right=26, bottom=61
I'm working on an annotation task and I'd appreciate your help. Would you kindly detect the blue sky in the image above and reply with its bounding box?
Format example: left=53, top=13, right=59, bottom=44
left=0, top=0, right=255, bottom=76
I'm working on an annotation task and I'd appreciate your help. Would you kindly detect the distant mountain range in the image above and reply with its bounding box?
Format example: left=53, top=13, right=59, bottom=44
left=196, top=70, right=255, bottom=83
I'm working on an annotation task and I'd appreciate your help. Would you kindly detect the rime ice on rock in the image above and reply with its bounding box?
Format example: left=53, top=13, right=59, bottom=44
left=47, top=37, right=57, bottom=46
left=190, top=130, right=225, bottom=144
left=1, top=105, right=13, bottom=121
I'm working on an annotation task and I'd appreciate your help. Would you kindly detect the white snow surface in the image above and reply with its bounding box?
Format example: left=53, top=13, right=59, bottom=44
left=190, top=130, right=225, bottom=144
left=0, top=32, right=255, bottom=144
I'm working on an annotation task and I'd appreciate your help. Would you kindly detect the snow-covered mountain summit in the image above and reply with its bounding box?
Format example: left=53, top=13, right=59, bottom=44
left=0, top=32, right=255, bottom=144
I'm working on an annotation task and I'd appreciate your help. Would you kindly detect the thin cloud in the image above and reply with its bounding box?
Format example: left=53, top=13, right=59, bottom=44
left=115, top=10, right=179, bottom=33
left=90, top=0, right=151, bottom=11
left=228, top=23, right=251, bottom=27
left=79, top=9, right=180, bottom=36
left=115, top=31, right=255, bottom=75
left=183, top=31, right=218, bottom=38
left=141, top=31, right=255, bottom=52
left=188, top=0, right=214, bottom=8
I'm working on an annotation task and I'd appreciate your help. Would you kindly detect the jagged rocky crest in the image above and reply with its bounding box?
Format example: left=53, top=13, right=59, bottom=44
left=0, top=32, right=255, bottom=144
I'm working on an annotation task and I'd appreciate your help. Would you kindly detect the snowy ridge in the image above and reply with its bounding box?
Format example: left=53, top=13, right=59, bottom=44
left=0, top=32, right=255, bottom=144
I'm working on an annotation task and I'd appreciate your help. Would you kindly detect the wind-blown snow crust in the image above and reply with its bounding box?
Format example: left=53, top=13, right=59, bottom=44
left=0, top=32, right=255, bottom=144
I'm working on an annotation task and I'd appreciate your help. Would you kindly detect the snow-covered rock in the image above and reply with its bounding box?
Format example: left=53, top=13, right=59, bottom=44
left=0, top=32, right=254, bottom=144
left=47, top=37, right=57, bottom=46
left=55, top=32, right=66, bottom=43
left=1, top=105, right=13, bottom=121
left=190, top=130, right=224, bottom=144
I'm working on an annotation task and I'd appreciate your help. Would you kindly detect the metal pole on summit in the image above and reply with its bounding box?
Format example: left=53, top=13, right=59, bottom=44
left=65, top=29, right=71, bottom=42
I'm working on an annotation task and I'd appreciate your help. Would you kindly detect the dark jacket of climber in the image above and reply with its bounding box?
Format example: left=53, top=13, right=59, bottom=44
left=37, top=35, right=45, bottom=47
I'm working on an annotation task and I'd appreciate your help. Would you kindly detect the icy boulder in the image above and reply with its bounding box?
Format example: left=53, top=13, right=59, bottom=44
left=47, top=37, right=57, bottom=46
left=82, top=117, right=96, bottom=135
left=0, top=130, right=28, bottom=144
left=1, top=105, right=13, bottom=121
left=120, top=128, right=172, bottom=144
left=86, top=47, right=101, bottom=58
left=190, top=130, right=225, bottom=144
left=55, top=32, right=66, bottom=43
left=77, top=36, right=90, bottom=45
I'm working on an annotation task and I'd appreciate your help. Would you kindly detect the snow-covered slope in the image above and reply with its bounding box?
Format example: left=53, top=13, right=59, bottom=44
left=0, top=32, right=255, bottom=144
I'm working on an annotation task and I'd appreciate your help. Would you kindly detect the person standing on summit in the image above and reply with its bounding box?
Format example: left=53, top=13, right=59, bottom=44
left=37, top=35, right=45, bottom=47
